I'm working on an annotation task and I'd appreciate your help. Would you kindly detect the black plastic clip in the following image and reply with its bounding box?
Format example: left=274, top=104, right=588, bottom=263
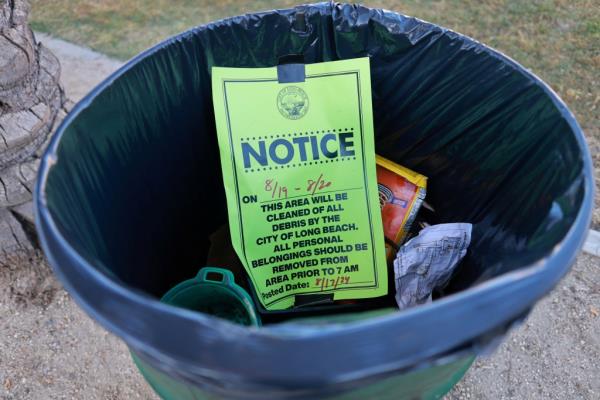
left=277, top=54, right=306, bottom=83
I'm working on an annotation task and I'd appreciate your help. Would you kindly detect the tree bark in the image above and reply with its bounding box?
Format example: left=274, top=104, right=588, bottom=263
left=0, top=0, right=65, bottom=259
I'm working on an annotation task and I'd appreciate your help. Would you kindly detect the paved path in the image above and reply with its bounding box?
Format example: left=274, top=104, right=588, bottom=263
left=36, top=33, right=122, bottom=102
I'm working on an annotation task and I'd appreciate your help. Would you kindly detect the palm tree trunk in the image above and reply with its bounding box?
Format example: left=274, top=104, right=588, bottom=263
left=0, top=0, right=65, bottom=258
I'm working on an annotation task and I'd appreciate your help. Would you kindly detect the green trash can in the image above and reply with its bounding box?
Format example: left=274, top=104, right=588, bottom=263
left=35, top=3, right=593, bottom=399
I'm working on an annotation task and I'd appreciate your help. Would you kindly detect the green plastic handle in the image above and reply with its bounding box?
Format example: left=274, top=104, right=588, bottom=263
left=196, top=267, right=234, bottom=286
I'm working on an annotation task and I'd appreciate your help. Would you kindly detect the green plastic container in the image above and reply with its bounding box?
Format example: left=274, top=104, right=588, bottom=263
left=161, top=267, right=260, bottom=327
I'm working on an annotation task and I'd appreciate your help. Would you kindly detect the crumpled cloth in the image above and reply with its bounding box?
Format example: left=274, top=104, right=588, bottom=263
left=394, top=223, right=472, bottom=310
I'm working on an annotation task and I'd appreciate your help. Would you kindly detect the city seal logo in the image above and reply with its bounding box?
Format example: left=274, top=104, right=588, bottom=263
left=277, top=86, right=308, bottom=120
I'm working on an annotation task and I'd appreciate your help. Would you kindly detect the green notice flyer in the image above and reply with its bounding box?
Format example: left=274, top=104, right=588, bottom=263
left=211, top=58, right=387, bottom=310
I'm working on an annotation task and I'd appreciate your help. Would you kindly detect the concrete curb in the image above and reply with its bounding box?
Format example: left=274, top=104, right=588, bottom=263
left=583, top=229, right=600, bottom=257
left=34, top=32, right=123, bottom=102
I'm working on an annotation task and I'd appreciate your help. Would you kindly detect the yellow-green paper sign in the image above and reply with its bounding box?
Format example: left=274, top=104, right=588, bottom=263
left=212, top=58, right=387, bottom=310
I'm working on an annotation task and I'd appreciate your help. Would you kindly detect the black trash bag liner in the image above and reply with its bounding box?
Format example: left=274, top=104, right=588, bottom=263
left=35, top=1, right=593, bottom=397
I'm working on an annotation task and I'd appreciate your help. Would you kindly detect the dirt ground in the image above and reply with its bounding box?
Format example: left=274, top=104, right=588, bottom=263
left=0, top=252, right=156, bottom=399
left=0, top=34, right=597, bottom=400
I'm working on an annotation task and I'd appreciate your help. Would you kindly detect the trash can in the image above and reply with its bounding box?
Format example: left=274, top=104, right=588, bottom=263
left=34, top=3, right=593, bottom=399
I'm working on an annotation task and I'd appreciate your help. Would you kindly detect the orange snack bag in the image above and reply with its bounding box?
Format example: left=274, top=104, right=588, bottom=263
left=376, top=155, right=427, bottom=262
